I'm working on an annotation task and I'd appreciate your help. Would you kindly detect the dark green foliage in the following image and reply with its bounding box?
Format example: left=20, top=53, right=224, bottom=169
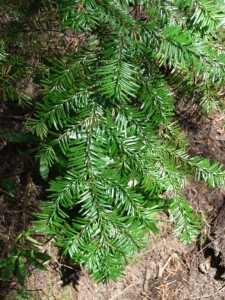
left=1, top=132, right=40, bottom=143
left=0, top=244, right=50, bottom=285
left=1, top=0, right=225, bottom=283
left=0, top=177, right=17, bottom=196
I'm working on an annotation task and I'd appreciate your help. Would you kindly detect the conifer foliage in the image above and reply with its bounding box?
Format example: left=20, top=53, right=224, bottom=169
left=1, top=0, right=225, bottom=282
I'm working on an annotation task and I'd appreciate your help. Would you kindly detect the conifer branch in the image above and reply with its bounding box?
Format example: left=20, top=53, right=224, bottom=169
left=2, top=0, right=225, bottom=283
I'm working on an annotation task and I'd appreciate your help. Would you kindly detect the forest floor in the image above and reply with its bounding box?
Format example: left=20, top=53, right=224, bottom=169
left=1, top=100, right=225, bottom=300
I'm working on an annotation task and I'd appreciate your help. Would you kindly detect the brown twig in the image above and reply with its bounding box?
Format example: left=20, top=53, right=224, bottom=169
left=157, top=255, right=172, bottom=278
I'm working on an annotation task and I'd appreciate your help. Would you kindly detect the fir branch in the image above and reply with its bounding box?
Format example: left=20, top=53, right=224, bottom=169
left=3, top=0, right=225, bottom=283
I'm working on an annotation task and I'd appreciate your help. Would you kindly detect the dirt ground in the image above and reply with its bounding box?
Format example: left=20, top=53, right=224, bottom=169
left=1, top=100, right=225, bottom=300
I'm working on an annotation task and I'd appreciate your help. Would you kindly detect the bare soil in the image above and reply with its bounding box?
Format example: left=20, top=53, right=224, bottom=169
left=1, top=101, right=225, bottom=300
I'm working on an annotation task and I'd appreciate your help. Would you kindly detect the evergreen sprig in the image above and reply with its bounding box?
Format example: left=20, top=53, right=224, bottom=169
left=1, top=0, right=225, bottom=283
